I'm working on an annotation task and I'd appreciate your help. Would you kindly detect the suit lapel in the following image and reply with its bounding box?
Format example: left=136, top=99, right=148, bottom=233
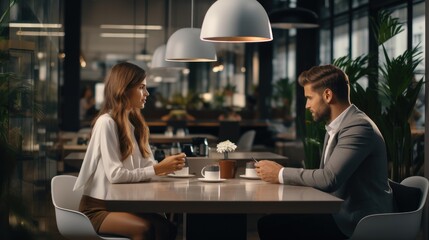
left=324, top=133, right=338, bottom=166
left=320, top=133, right=329, bottom=169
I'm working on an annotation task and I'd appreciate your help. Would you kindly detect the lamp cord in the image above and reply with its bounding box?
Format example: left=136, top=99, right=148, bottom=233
left=143, top=0, right=148, bottom=53
left=133, top=0, right=136, bottom=59
left=191, top=0, right=194, bottom=28
left=168, top=0, right=172, bottom=37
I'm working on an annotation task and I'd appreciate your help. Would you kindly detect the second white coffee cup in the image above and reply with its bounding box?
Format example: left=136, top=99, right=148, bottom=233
left=245, top=161, right=258, bottom=178
left=201, top=165, right=220, bottom=180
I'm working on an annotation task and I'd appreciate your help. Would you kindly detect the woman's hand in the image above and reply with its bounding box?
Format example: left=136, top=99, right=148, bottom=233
left=154, top=153, right=186, bottom=175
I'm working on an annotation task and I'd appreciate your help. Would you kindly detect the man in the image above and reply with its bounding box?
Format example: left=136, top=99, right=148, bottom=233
left=255, top=64, right=393, bottom=239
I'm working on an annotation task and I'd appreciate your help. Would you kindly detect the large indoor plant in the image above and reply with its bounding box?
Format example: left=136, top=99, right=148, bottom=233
left=272, top=78, right=295, bottom=125
left=333, top=11, right=424, bottom=182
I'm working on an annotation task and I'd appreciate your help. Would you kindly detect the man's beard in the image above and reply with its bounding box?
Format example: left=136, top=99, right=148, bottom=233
left=313, top=105, right=330, bottom=123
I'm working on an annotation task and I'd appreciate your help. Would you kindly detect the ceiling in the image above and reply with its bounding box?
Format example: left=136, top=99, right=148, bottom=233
left=81, top=0, right=219, bottom=79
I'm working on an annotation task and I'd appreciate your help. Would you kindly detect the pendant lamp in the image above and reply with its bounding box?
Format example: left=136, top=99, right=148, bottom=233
left=269, top=7, right=319, bottom=29
left=151, top=44, right=186, bottom=69
left=200, top=0, right=272, bottom=43
left=165, top=0, right=217, bottom=62
left=165, top=28, right=217, bottom=62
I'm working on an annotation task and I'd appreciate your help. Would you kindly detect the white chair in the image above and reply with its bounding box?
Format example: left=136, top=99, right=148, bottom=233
left=236, top=130, right=256, bottom=151
left=349, top=176, right=429, bottom=240
left=51, top=175, right=130, bottom=240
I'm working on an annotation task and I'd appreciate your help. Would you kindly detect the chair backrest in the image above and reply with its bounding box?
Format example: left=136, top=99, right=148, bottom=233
left=218, top=121, right=240, bottom=143
left=52, top=175, right=83, bottom=211
left=349, top=176, right=429, bottom=240
left=51, top=175, right=101, bottom=239
left=236, top=130, right=256, bottom=151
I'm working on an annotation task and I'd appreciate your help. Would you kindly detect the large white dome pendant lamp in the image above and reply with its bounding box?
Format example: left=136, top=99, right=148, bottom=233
left=165, top=0, right=217, bottom=62
left=200, top=0, right=273, bottom=43
left=151, top=44, right=187, bottom=69
left=165, top=28, right=217, bottom=62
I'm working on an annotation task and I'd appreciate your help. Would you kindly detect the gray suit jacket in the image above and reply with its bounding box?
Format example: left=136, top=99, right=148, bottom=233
left=282, top=105, right=393, bottom=237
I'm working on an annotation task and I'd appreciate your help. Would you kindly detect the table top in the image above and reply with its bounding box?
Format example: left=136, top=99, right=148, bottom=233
left=105, top=177, right=343, bottom=214
left=191, top=151, right=288, bottom=161
left=64, top=151, right=288, bottom=162
left=62, top=133, right=218, bottom=151
left=149, top=133, right=217, bottom=144
left=146, top=120, right=269, bottom=127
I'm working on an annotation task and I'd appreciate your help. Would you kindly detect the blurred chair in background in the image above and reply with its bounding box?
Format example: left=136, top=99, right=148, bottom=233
left=236, top=130, right=256, bottom=151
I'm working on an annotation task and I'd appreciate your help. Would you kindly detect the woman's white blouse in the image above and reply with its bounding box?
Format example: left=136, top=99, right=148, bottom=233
left=73, top=113, right=157, bottom=199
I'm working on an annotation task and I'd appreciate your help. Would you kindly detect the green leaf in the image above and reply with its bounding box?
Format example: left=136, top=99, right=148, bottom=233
left=371, top=11, right=404, bottom=46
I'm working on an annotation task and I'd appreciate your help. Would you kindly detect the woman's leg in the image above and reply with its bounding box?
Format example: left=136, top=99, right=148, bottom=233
left=99, top=212, right=176, bottom=240
left=99, top=212, right=154, bottom=240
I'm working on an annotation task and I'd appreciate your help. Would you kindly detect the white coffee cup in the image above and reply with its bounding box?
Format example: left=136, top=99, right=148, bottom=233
left=201, top=165, right=220, bottom=180
left=245, top=161, right=258, bottom=178
left=174, top=166, right=189, bottom=176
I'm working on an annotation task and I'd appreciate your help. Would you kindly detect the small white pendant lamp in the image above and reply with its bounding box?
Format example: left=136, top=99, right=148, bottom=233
left=151, top=44, right=187, bottom=69
left=200, top=0, right=273, bottom=43
left=165, top=28, right=217, bottom=62
left=165, top=0, right=217, bottom=62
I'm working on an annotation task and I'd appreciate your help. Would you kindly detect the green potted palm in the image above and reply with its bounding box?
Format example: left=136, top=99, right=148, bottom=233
left=333, top=11, right=424, bottom=182
left=272, top=78, right=295, bottom=125
left=299, top=110, right=325, bottom=169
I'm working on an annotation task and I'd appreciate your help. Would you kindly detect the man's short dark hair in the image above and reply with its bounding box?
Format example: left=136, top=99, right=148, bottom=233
left=298, top=64, right=350, bottom=102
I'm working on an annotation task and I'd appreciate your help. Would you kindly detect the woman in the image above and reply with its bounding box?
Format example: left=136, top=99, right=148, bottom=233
left=73, top=62, right=186, bottom=240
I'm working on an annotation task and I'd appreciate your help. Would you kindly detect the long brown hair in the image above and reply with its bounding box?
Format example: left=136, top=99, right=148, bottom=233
left=92, top=62, right=150, bottom=160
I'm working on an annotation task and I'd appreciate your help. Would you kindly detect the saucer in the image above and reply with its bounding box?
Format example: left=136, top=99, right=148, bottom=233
left=167, top=174, right=195, bottom=178
left=239, top=174, right=260, bottom=180
left=197, top=178, right=226, bottom=183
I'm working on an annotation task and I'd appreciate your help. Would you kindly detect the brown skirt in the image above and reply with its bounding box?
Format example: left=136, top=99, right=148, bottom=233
left=79, top=195, right=110, bottom=232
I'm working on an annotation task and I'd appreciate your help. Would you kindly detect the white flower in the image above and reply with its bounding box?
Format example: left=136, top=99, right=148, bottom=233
left=216, top=140, right=237, bottom=153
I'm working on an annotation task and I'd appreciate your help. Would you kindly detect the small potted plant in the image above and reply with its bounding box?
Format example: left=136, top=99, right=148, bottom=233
left=216, top=140, right=237, bottom=159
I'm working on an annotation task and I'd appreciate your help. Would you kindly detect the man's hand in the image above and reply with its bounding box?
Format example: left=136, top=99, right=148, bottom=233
left=255, top=160, right=283, bottom=184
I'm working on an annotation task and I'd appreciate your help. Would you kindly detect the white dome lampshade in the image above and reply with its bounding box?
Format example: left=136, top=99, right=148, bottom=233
left=165, top=28, right=217, bottom=62
left=269, top=7, right=319, bottom=29
left=200, top=0, right=273, bottom=43
left=151, top=45, right=187, bottom=69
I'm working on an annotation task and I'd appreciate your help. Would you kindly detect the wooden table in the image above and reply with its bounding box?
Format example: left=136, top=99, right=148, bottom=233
left=105, top=177, right=343, bottom=239
left=149, top=133, right=217, bottom=144
left=61, top=133, right=218, bottom=152
left=105, top=177, right=343, bottom=214
left=146, top=120, right=269, bottom=127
